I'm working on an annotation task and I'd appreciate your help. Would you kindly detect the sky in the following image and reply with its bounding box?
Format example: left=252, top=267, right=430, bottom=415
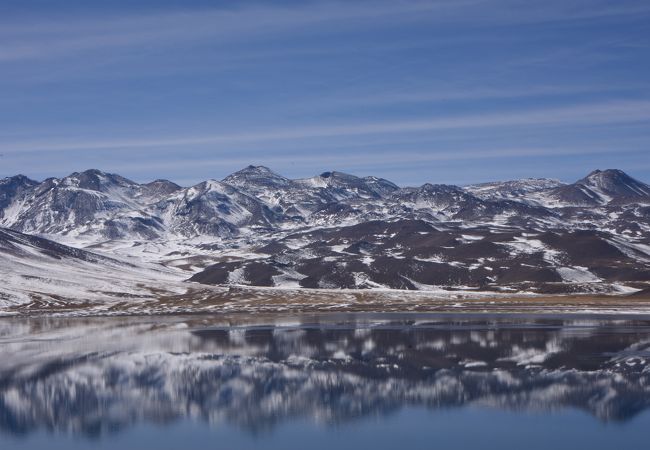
left=0, top=0, right=649, bottom=187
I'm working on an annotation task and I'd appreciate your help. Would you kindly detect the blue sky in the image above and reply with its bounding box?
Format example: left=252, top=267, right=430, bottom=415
left=1, top=0, right=649, bottom=186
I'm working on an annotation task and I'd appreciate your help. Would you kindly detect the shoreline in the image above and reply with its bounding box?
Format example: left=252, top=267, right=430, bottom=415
left=2, top=285, right=650, bottom=317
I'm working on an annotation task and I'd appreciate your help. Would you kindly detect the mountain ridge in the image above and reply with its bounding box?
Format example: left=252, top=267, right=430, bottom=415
left=1, top=166, right=649, bottom=297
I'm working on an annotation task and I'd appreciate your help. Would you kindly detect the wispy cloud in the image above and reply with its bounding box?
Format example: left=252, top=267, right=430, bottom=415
left=2, top=100, right=648, bottom=154
left=2, top=0, right=647, bottom=64
left=1, top=0, right=648, bottom=185
left=0, top=1, right=482, bottom=63
left=322, top=83, right=648, bottom=108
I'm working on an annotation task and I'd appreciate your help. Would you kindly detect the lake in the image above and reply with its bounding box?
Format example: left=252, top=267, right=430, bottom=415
left=1, top=313, right=649, bottom=449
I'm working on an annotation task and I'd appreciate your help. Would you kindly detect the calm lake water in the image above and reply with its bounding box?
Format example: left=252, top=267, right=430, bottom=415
left=1, top=313, right=649, bottom=449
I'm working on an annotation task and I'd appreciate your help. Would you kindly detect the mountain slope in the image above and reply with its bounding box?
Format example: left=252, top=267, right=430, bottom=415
left=0, top=227, right=185, bottom=308
left=190, top=219, right=650, bottom=294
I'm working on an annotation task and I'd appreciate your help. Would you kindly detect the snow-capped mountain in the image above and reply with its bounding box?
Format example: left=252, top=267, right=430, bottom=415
left=295, top=170, right=399, bottom=199
left=223, top=165, right=294, bottom=199
left=540, top=169, right=650, bottom=207
left=153, top=179, right=282, bottom=237
left=1, top=166, right=649, bottom=299
left=467, top=170, right=650, bottom=208
left=0, top=170, right=169, bottom=240
left=222, top=165, right=398, bottom=220
left=0, top=174, right=39, bottom=217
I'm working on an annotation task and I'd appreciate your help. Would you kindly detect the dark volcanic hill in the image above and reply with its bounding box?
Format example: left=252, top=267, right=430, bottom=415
left=544, top=169, right=650, bottom=206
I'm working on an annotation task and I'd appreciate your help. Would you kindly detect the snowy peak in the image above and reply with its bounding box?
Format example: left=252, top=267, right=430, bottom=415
left=395, top=183, right=473, bottom=205
left=577, top=169, right=650, bottom=203
left=297, top=170, right=398, bottom=199
left=466, top=178, right=565, bottom=201
left=545, top=169, right=650, bottom=206
left=0, top=174, right=38, bottom=187
left=0, top=174, right=38, bottom=213
left=240, top=165, right=280, bottom=176
left=465, top=170, right=650, bottom=207
left=222, top=167, right=399, bottom=219
left=222, top=165, right=292, bottom=194
left=156, top=179, right=281, bottom=237
left=61, top=169, right=139, bottom=193
left=140, top=179, right=182, bottom=199
left=1, top=170, right=166, bottom=239
left=224, top=165, right=289, bottom=183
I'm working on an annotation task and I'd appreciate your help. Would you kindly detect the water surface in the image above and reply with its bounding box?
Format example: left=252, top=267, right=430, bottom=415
left=1, top=313, right=649, bottom=449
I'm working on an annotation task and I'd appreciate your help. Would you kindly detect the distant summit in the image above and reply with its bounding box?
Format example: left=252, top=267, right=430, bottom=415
left=539, top=168, right=650, bottom=206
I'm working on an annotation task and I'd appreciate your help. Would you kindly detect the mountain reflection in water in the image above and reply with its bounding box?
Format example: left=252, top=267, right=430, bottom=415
left=0, top=314, right=650, bottom=438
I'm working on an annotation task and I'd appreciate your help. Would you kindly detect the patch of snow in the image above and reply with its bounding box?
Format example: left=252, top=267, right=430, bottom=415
left=556, top=266, right=601, bottom=283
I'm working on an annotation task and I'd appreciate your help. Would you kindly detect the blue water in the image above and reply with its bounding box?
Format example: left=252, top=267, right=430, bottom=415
left=3, top=408, right=648, bottom=450
left=1, top=314, right=649, bottom=449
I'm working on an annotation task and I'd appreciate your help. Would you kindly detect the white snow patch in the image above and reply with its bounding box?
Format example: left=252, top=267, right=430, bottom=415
left=556, top=266, right=601, bottom=283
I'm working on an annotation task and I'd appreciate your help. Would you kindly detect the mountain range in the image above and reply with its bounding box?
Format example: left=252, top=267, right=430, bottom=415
left=1, top=166, right=649, bottom=306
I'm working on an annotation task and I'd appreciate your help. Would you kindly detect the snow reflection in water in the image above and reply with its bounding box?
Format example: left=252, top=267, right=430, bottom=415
left=0, top=314, right=650, bottom=439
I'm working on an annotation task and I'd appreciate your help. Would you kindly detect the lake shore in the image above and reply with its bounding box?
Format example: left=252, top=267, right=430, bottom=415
left=3, top=284, right=650, bottom=317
